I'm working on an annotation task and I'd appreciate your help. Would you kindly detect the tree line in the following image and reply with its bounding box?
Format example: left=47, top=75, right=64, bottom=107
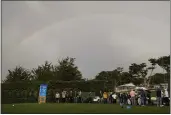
left=3, top=55, right=170, bottom=87
left=1, top=55, right=170, bottom=104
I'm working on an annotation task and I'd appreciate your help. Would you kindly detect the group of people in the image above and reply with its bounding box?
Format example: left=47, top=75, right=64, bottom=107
left=102, top=91, right=117, bottom=104
left=156, top=88, right=169, bottom=107
left=101, top=87, right=169, bottom=107
left=54, top=87, right=169, bottom=107
left=116, top=89, right=150, bottom=107
left=55, top=90, right=82, bottom=103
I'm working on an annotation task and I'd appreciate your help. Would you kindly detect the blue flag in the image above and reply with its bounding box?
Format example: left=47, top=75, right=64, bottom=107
left=39, top=84, right=48, bottom=96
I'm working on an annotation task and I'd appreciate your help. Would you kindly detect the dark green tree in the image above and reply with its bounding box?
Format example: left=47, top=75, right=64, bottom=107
left=95, top=68, right=123, bottom=82
left=95, top=71, right=110, bottom=80
left=156, top=55, right=170, bottom=73
left=120, top=72, right=131, bottom=84
left=147, top=58, right=157, bottom=87
left=129, top=63, right=148, bottom=86
left=4, top=66, right=31, bottom=83
left=55, top=57, right=82, bottom=81
left=149, top=73, right=169, bottom=85
left=31, top=61, right=55, bottom=81
left=156, top=55, right=170, bottom=92
left=94, top=67, right=124, bottom=91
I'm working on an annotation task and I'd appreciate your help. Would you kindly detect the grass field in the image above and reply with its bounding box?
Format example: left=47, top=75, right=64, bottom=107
left=2, top=103, right=170, bottom=114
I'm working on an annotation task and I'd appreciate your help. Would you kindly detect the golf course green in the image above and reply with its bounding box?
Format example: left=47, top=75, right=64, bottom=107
left=2, top=103, right=170, bottom=114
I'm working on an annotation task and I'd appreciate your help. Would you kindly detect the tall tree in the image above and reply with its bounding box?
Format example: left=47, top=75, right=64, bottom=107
left=156, top=55, right=170, bottom=74
left=95, top=71, right=111, bottom=80
left=95, top=67, right=124, bottom=91
left=95, top=68, right=123, bottom=82
left=129, top=63, right=148, bottom=86
left=129, top=63, right=141, bottom=78
left=56, top=57, right=82, bottom=81
left=147, top=58, right=157, bottom=87
left=149, top=73, right=169, bottom=85
left=120, top=72, right=131, bottom=84
left=31, top=61, right=55, bottom=81
left=4, top=66, right=31, bottom=83
left=156, top=55, right=170, bottom=93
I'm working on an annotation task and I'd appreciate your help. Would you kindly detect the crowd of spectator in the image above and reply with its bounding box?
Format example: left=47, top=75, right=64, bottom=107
left=54, top=87, right=169, bottom=107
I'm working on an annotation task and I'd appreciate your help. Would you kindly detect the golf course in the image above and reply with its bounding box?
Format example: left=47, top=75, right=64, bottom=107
left=2, top=103, right=170, bottom=114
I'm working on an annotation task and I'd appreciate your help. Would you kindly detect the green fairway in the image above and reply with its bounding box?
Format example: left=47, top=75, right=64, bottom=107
left=2, top=103, right=170, bottom=114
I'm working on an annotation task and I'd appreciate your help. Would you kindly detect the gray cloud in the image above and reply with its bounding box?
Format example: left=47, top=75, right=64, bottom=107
left=2, top=1, right=170, bottom=80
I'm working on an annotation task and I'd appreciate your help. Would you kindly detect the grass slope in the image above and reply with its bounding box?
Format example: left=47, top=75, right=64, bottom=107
left=2, top=103, right=170, bottom=114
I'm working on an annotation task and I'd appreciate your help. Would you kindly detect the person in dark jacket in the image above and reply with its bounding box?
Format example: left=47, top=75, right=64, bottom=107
left=123, top=93, right=127, bottom=105
left=140, top=89, right=146, bottom=106
left=69, top=90, right=73, bottom=103
left=144, top=90, right=147, bottom=105
left=156, top=87, right=162, bottom=107
left=78, top=90, right=82, bottom=103
left=119, top=93, right=124, bottom=108
left=109, top=93, right=113, bottom=104
left=118, top=93, right=121, bottom=104
left=146, top=90, right=151, bottom=105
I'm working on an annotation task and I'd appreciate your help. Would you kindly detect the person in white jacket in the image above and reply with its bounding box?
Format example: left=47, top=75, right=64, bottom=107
left=55, top=92, right=60, bottom=103
left=112, top=93, right=117, bottom=104
left=62, top=91, right=66, bottom=103
left=164, top=89, right=169, bottom=106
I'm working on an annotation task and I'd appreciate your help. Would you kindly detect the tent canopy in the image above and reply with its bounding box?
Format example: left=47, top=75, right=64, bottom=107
left=135, top=87, right=147, bottom=90
left=118, top=83, right=135, bottom=87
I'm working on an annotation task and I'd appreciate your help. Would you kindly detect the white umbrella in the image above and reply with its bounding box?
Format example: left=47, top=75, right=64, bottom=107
left=135, top=87, right=147, bottom=90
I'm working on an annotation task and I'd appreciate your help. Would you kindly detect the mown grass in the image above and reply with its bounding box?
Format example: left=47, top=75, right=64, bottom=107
left=2, top=103, right=170, bottom=114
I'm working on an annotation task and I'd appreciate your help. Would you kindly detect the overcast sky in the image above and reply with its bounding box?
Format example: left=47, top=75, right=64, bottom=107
left=2, top=1, right=170, bottom=80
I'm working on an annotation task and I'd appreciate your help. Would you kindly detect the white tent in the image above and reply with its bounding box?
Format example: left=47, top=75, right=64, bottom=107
left=116, top=83, right=136, bottom=92
left=118, top=83, right=135, bottom=87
